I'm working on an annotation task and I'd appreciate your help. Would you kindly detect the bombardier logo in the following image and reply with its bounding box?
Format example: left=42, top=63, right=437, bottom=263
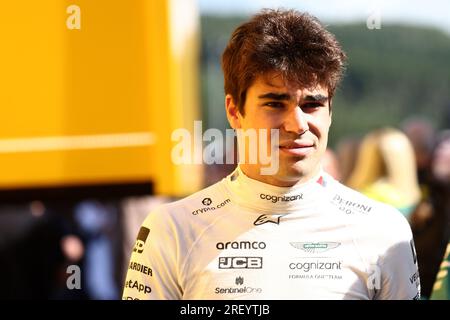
left=216, top=241, right=266, bottom=250
left=290, top=242, right=341, bottom=254
left=260, top=193, right=303, bottom=203
left=254, top=214, right=286, bottom=226
left=219, top=257, right=263, bottom=269
left=128, top=261, right=152, bottom=276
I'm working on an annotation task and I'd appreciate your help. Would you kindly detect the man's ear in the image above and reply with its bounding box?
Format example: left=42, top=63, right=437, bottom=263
left=225, top=94, right=242, bottom=129
left=329, top=99, right=333, bottom=125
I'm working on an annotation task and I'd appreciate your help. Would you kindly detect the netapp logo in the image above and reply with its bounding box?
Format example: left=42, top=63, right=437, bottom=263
left=125, top=279, right=151, bottom=294
left=133, top=227, right=150, bottom=254
left=219, top=257, right=263, bottom=269
left=216, top=241, right=267, bottom=250
left=289, top=260, right=342, bottom=272
left=260, top=193, right=303, bottom=203
left=290, top=242, right=340, bottom=254
left=128, top=261, right=153, bottom=276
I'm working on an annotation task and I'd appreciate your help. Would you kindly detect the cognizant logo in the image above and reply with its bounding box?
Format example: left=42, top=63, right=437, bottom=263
left=191, top=198, right=231, bottom=215
left=260, top=193, right=303, bottom=203
left=289, top=260, right=342, bottom=272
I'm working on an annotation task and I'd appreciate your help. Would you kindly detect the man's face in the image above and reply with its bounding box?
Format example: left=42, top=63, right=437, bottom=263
left=226, top=72, right=332, bottom=186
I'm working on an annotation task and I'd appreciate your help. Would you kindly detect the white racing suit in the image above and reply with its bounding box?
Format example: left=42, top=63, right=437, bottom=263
left=123, top=166, right=420, bottom=300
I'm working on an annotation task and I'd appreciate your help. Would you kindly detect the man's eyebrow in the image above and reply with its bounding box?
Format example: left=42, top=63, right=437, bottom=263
left=304, top=94, right=328, bottom=102
left=258, top=93, right=329, bottom=103
left=258, top=93, right=291, bottom=100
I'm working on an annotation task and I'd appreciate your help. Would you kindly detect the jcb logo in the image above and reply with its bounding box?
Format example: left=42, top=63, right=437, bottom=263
left=218, top=257, right=263, bottom=269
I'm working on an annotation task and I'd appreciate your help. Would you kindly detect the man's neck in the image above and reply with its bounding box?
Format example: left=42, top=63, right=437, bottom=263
left=238, top=164, right=320, bottom=188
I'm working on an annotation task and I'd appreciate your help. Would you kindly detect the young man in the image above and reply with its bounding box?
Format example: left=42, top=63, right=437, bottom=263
left=123, top=9, right=420, bottom=300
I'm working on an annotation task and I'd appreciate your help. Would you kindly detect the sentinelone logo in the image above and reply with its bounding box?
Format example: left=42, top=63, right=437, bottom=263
left=215, top=286, right=262, bottom=295
left=260, top=193, right=303, bottom=203
left=191, top=198, right=231, bottom=215
left=215, top=276, right=263, bottom=295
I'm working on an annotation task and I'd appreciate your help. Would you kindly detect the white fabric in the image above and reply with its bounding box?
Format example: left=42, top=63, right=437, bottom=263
left=122, top=166, right=420, bottom=300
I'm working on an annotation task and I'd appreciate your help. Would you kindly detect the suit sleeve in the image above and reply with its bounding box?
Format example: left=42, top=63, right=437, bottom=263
left=122, top=207, right=183, bottom=300
left=375, top=215, right=421, bottom=300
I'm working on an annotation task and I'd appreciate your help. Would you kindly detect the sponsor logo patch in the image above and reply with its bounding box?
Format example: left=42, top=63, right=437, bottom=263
left=133, top=227, right=150, bottom=254
left=218, top=257, right=263, bottom=269
left=289, top=242, right=341, bottom=254
left=216, top=241, right=266, bottom=250
left=253, top=214, right=285, bottom=226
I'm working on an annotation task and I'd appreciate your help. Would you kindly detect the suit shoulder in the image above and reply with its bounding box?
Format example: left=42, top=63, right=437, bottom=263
left=142, top=178, right=232, bottom=226
left=328, top=179, right=413, bottom=242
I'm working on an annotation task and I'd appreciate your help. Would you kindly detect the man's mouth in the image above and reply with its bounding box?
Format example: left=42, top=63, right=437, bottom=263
left=279, top=141, right=315, bottom=156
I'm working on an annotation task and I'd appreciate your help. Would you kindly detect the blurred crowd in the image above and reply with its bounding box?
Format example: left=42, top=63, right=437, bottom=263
left=323, top=117, right=450, bottom=299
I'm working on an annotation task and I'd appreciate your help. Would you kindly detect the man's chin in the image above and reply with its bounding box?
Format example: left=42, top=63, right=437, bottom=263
left=275, top=165, right=307, bottom=182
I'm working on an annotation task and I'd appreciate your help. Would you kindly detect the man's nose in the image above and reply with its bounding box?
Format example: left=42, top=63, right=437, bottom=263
left=282, top=106, right=309, bottom=134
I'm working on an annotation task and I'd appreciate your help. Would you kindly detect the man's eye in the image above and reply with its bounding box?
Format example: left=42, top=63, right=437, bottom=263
left=264, top=102, right=284, bottom=108
left=301, top=103, right=323, bottom=109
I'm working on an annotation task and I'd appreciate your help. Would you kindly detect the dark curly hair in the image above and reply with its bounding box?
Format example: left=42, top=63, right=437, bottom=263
left=222, top=8, right=347, bottom=115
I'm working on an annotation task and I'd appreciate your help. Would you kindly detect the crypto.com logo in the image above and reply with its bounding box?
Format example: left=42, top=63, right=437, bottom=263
left=171, top=121, right=279, bottom=175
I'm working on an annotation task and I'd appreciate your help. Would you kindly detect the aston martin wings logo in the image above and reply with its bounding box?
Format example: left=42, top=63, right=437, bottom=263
left=290, top=242, right=341, bottom=253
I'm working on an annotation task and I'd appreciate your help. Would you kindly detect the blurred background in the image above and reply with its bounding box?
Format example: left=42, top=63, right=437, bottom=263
left=0, top=0, right=449, bottom=299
